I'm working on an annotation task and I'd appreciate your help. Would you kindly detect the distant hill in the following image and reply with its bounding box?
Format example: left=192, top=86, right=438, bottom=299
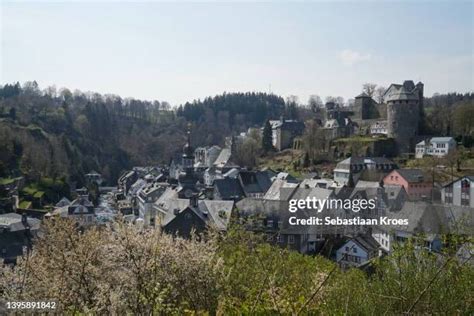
left=176, top=92, right=297, bottom=145
left=0, top=82, right=187, bottom=185
left=0, top=83, right=297, bottom=185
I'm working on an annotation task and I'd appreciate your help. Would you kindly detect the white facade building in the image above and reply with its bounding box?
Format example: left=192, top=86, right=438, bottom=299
left=415, top=137, right=456, bottom=159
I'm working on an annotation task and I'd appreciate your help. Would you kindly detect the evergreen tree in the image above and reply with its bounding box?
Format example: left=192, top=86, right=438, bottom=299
left=262, top=120, right=274, bottom=153
left=9, top=107, right=16, bottom=120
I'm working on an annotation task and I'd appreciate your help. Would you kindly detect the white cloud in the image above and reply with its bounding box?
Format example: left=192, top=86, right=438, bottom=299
left=338, top=49, right=372, bottom=66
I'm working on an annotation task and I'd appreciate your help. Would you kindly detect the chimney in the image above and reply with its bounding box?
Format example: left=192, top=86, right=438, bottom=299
left=205, top=186, right=214, bottom=200
left=21, top=213, right=27, bottom=224
left=190, top=194, right=198, bottom=208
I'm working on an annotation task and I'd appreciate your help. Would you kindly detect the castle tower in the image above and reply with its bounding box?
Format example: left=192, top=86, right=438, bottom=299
left=354, top=92, right=373, bottom=120
left=385, top=80, right=421, bottom=154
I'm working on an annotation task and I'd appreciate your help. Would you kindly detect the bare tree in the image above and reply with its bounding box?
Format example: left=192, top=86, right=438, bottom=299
left=335, top=96, right=345, bottom=107
left=362, top=83, right=377, bottom=97
left=374, top=86, right=386, bottom=103
left=308, top=95, right=323, bottom=112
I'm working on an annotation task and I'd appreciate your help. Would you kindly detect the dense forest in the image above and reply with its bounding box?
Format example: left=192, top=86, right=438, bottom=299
left=0, top=81, right=184, bottom=186
left=424, top=92, right=474, bottom=141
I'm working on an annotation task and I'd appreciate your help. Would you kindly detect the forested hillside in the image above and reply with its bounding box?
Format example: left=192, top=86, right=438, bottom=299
left=424, top=92, right=474, bottom=141
left=176, top=92, right=302, bottom=145
left=0, top=82, right=185, bottom=185
left=0, top=83, right=293, bottom=185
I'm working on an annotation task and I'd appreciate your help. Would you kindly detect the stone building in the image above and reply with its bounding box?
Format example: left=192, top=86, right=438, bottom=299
left=384, top=80, right=424, bottom=154
left=354, top=92, right=380, bottom=120
left=267, top=117, right=305, bottom=151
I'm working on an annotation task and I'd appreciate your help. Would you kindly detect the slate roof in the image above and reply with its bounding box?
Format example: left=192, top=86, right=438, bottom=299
left=384, top=81, right=421, bottom=103
left=129, top=179, right=147, bottom=196
left=355, top=181, right=381, bottom=188
left=380, top=201, right=472, bottom=234
left=441, top=175, right=474, bottom=188
left=263, top=179, right=299, bottom=201
left=335, top=157, right=396, bottom=171
left=214, top=178, right=245, bottom=200
left=393, top=169, right=425, bottom=183
left=199, top=200, right=235, bottom=230
left=236, top=198, right=308, bottom=234
left=273, top=172, right=298, bottom=183
left=68, top=198, right=94, bottom=215
left=161, top=199, right=234, bottom=231
left=213, top=148, right=232, bottom=168
left=351, top=234, right=379, bottom=252
left=70, top=196, right=94, bottom=208
left=55, top=197, right=71, bottom=207
left=223, top=168, right=240, bottom=178
left=290, top=187, right=334, bottom=202
left=154, top=187, right=184, bottom=215
left=300, top=178, right=335, bottom=189
left=0, top=213, right=41, bottom=231
left=238, top=171, right=272, bottom=195
left=430, top=137, right=455, bottom=143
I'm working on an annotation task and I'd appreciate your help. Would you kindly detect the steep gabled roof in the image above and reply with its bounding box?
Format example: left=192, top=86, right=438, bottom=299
left=214, top=178, right=245, bottom=200
left=393, top=169, right=425, bottom=183
left=238, top=170, right=272, bottom=195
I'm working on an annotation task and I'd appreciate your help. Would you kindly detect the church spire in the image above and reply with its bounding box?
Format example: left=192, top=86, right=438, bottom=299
left=183, top=123, right=194, bottom=158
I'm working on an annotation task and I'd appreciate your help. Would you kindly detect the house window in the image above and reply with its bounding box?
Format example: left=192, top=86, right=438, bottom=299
left=461, top=179, right=470, bottom=206
left=276, top=234, right=283, bottom=243
left=288, top=235, right=295, bottom=244
left=267, top=219, right=274, bottom=228
left=345, top=246, right=349, bottom=252
left=353, top=247, right=358, bottom=253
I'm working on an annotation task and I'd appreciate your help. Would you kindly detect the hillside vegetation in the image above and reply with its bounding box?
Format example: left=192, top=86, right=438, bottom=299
left=0, top=83, right=292, bottom=186
left=0, top=218, right=471, bottom=314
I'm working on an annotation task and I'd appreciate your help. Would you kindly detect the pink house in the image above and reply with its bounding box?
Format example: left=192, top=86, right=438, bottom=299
left=383, top=169, right=432, bottom=200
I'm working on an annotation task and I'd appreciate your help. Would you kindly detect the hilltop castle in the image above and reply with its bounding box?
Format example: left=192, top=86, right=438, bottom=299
left=383, top=80, right=424, bottom=153
left=323, top=80, right=424, bottom=156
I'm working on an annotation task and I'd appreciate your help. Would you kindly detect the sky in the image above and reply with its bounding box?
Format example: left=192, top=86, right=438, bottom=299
left=1, top=1, right=473, bottom=106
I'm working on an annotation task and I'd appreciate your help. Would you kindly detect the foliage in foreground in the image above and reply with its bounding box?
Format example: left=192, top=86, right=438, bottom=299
left=0, top=219, right=473, bottom=315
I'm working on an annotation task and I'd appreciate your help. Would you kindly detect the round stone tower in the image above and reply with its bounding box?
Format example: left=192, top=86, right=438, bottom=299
left=386, top=80, right=420, bottom=154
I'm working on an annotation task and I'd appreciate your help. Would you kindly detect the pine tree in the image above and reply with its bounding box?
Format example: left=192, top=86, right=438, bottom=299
left=262, top=120, right=274, bottom=153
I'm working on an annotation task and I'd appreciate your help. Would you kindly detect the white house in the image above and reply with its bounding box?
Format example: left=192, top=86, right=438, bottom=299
left=415, top=137, right=456, bottom=159
left=336, top=235, right=379, bottom=268
left=441, top=176, right=474, bottom=208
left=137, top=183, right=168, bottom=227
